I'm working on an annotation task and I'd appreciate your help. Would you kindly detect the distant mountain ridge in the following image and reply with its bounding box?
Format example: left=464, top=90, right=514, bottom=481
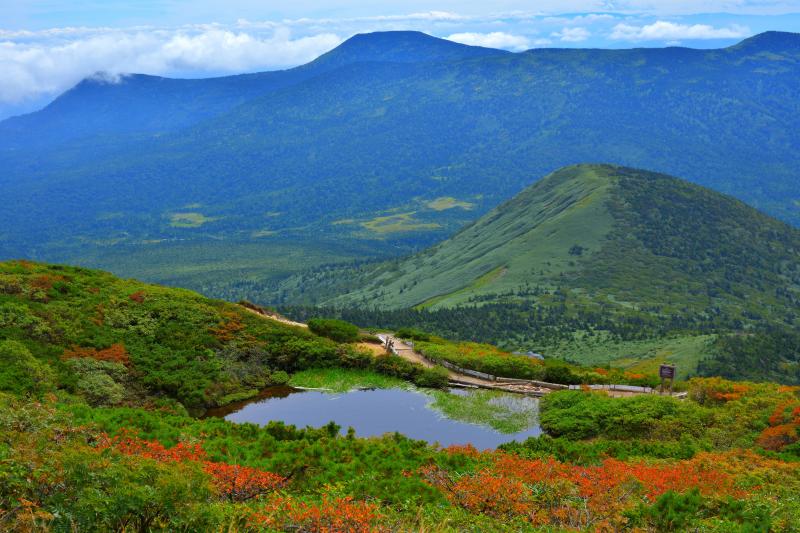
left=0, top=31, right=505, bottom=151
left=1, top=31, right=799, bottom=292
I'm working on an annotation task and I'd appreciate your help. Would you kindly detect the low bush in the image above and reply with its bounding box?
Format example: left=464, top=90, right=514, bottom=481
left=308, top=318, right=360, bottom=343
left=396, top=328, right=432, bottom=342
left=0, top=339, right=55, bottom=396
left=372, top=355, right=449, bottom=389
left=540, top=390, right=712, bottom=440
left=414, top=366, right=450, bottom=389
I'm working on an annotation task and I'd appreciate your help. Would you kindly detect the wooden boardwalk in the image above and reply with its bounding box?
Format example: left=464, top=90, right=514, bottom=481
left=378, top=334, right=554, bottom=396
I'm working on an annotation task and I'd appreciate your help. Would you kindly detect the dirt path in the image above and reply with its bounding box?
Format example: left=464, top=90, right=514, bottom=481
left=378, top=334, right=552, bottom=396
left=240, top=305, right=308, bottom=328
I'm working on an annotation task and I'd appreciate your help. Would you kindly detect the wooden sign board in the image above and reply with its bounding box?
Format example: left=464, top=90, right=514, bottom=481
left=659, top=365, right=676, bottom=379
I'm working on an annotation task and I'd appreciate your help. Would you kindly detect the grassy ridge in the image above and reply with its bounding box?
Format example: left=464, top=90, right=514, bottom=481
left=321, top=165, right=800, bottom=322
left=0, top=260, right=449, bottom=412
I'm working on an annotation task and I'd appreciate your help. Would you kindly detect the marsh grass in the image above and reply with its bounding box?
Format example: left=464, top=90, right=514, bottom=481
left=288, top=368, right=408, bottom=392
left=427, top=389, right=539, bottom=434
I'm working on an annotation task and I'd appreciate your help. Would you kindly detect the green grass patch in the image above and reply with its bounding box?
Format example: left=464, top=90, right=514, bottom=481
left=415, top=266, right=507, bottom=310
left=169, top=212, right=218, bottom=228
left=288, top=368, right=407, bottom=392
left=361, top=212, right=441, bottom=234
left=426, top=197, right=475, bottom=211
left=546, top=334, right=715, bottom=378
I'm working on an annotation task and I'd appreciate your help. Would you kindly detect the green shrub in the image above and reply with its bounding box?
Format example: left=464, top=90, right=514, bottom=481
left=308, top=318, right=360, bottom=343
left=373, top=354, right=420, bottom=381
left=337, top=346, right=373, bottom=369
left=540, top=390, right=711, bottom=440
left=414, top=366, right=450, bottom=389
left=542, top=363, right=581, bottom=385
left=636, top=489, right=704, bottom=531
left=269, top=370, right=290, bottom=385
left=370, top=355, right=447, bottom=389
left=65, top=358, right=130, bottom=406
left=416, top=341, right=546, bottom=380
left=359, top=333, right=383, bottom=344
left=0, top=340, right=55, bottom=395
left=396, top=328, right=431, bottom=342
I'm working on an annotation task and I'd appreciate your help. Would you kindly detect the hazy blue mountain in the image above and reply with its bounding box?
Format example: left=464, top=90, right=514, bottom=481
left=0, top=31, right=504, bottom=152
left=1, top=31, right=798, bottom=292
left=311, top=30, right=508, bottom=68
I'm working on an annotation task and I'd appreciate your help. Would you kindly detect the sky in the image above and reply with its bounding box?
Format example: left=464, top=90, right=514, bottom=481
left=1, top=1, right=799, bottom=119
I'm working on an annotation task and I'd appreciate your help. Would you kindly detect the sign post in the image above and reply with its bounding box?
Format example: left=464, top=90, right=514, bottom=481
left=659, top=364, right=676, bottom=394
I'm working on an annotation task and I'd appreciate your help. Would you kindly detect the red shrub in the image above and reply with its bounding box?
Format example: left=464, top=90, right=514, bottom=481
left=128, top=290, right=146, bottom=303
left=62, top=343, right=131, bottom=366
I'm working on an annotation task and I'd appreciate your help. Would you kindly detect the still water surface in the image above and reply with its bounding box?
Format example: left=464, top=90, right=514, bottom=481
left=207, top=386, right=541, bottom=449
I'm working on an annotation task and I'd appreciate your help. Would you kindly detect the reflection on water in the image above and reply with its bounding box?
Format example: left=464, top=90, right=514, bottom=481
left=207, top=386, right=541, bottom=449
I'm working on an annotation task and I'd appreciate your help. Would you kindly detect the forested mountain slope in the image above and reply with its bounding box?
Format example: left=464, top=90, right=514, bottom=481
left=1, top=31, right=799, bottom=293
left=280, top=164, right=800, bottom=322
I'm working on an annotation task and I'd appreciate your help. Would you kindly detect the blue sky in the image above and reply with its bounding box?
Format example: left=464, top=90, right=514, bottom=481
left=1, top=1, right=799, bottom=118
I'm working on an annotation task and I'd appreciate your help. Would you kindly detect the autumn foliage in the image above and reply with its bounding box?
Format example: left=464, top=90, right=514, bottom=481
left=689, top=376, right=751, bottom=404
left=96, top=432, right=379, bottom=530
left=758, top=398, right=800, bottom=451
left=249, top=495, right=383, bottom=533
left=97, top=432, right=286, bottom=502
left=62, top=343, right=131, bottom=366
left=203, top=463, right=285, bottom=502
left=128, top=290, right=146, bottom=303
left=209, top=311, right=246, bottom=342
left=28, top=274, right=65, bottom=292
left=420, top=449, right=766, bottom=530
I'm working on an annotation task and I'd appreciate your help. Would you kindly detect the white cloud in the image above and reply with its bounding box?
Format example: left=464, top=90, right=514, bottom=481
left=0, top=27, right=341, bottom=105
left=542, top=14, right=616, bottom=25
left=552, top=27, right=591, bottom=42
left=610, top=21, right=751, bottom=41
left=446, top=31, right=530, bottom=51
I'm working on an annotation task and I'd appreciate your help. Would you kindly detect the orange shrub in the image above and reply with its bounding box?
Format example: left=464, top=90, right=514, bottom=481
left=444, top=444, right=482, bottom=458
left=623, top=371, right=646, bottom=380
left=689, top=377, right=751, bottom=404
left=250, top=495, right=383, bottom=533
left=209, top=311, right=245, bottom=342
left=758, top=425, right=799, bottom=451
left=97, top=431, right=286, bottom=503
left=97, top=431, right=206, bottom=462
left=29, top=274, right=65, bottom=291
left=62, top=343, right=131, bottom=366
left=421, top=450, right=750, bottom=529
left=128, top=290, right=146, bottom=303
left=203, top=463, right=285, bottom=502
left=758, top=399, right=800, bottom=451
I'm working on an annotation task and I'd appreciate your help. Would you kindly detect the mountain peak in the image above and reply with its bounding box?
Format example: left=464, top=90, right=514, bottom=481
left=731, top=30, right=800, bottom=53
left=311, top=30, right=508, bottom=69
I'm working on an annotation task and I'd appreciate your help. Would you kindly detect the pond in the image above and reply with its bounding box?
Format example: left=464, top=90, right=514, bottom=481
left=206, top=386, right=541, bottom=449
